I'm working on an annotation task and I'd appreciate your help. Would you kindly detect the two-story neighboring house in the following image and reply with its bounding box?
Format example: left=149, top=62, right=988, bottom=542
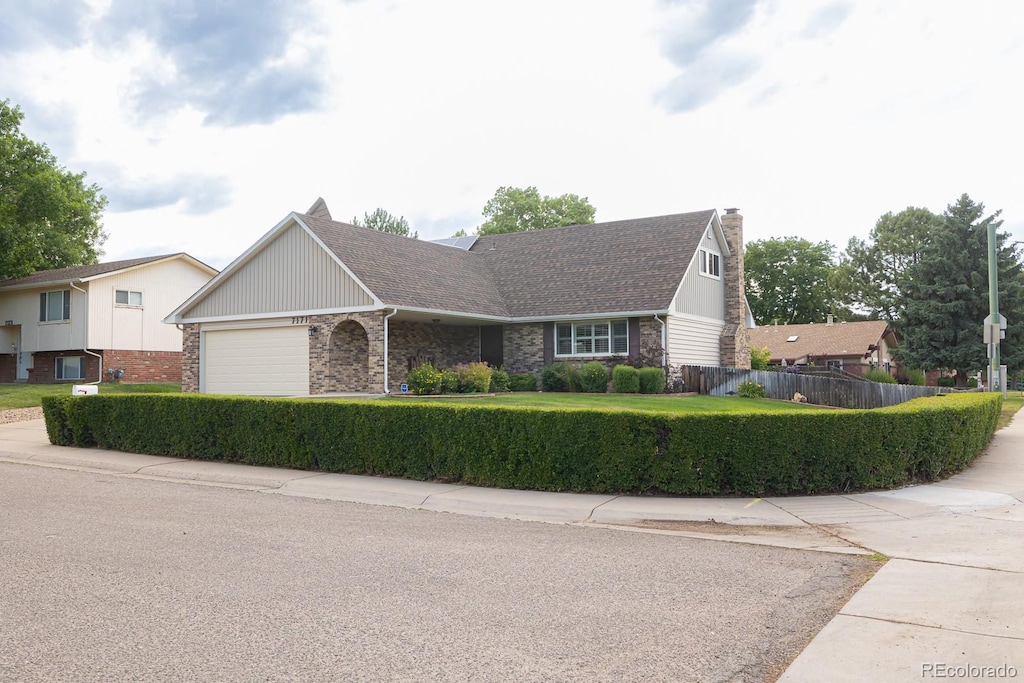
left=0, top=254, right=217, bottom=384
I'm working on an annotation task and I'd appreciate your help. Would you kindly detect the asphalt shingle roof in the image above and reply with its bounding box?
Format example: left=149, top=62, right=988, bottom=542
left=747, top=320, right=893, bottom=362
left=0, top=254, right=184, bottom=289
left=300, top=209, right=718, bottom=319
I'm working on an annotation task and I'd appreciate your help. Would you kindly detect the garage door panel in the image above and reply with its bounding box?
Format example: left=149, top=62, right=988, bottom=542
left=203, top=327, right=309, bottom=395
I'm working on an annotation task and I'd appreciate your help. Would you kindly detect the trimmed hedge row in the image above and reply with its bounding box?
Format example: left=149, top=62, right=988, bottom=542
left=41, top=392, right=1001, bottom=496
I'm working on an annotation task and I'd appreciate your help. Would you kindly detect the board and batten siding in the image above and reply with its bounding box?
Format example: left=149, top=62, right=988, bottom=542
left=87, top=258, right=214, bottom=351
left=666, top=314, right=724, bottom=367
left=670, top=233, right=726, bottom=320
left=183, top=222, right=374, bottom=320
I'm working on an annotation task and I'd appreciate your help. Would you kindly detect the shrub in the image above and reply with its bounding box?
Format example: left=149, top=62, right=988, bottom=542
left=541, top=362, right=581, bottom=392
left=612, top=365, right=639, bottom=393
left=407, top=363, right=444, bottom=395
left=737, top=380, right=766, bottom=398
left=903, top=368, right=926, bottom=386
left=42, top=392, right=1002, bottom=497
left=749, top=346, right=771, bottom=371
left=439, top=368, right=460, bottom=394
left=455, top=362, right=492, bottom=393
left=490, top=367, right=510, bottom=392
left=578, top=362, right=609, bottom=393
left=937, top=376, right=956, bottom=388
left=967, top=378, right=979, bottom=388
left=863, top=368, right=897, bottom=384
left=638, top=366, right=666, bottom=394
left=508, top=373, right=537, bottom=392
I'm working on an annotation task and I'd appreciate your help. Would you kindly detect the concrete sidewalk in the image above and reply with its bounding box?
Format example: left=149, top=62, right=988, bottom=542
left=2, top=417, right=1023, bottom=680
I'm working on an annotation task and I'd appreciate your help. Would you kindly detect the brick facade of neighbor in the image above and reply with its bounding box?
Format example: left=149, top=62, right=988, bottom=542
left=0, top=354, right=15, bottom=383
left=503, top=323, right=545, bottom=375
left=101, top=350, right=182, bottom=383
left=309, top=312, right=386, bottom=394
left=27, top=351, right=102, bottom=384
left=182, top=323, right=200, bottom=392
left=720, top=208, right=751, bottom=369
left=387, top=321, right=480, bottom=392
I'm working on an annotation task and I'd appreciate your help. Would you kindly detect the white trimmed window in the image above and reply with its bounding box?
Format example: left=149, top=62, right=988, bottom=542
left=40, top=290, right=71, bottom=322
left=556, top=320, right=628, bottom=356
left=115, top=289, right=143, bottom=306
left=699, top=249, right=721, bottom=278
left=56, top=356, right=84, bottom=380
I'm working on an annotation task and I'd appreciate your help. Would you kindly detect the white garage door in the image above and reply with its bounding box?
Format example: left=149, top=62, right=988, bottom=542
left=203, top=326, right=309, bottom=396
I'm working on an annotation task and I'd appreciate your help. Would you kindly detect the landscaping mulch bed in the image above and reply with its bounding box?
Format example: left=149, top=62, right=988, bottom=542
left=0, top=407, right=44, bottom=424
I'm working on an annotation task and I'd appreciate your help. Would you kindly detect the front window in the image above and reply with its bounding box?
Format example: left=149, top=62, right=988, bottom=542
left=115, top=289, right=143, bottom=306
left=40, top=290, right=71, bottom=322
left=56, top=356, right=84, bottom=380
left=555, top=319, right=628, bottom=357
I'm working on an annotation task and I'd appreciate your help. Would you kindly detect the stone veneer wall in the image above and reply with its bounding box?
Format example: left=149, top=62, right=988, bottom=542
left=182, top=323, right=200, bottom=392
left=387, top=321, right=480, bottom=392
left=720, top=209, right=751, bottom=369
left=101, top=350, right=182, bottom=383
left=27, top=351, right=101, bottom=383
left=309, top=312, right=386, bottom=394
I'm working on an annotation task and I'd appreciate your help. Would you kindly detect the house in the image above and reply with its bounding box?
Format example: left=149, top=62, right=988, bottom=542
left=746, top=318, right=898, bottom=376
left=0, top=254, right=218, bottom=384
left=164, top=199, right=752, bottom=395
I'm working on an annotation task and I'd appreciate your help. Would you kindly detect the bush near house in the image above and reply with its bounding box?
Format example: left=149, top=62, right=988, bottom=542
left=612, top=365, right=640, bottom=393
left=863, top=369, right=898, bottom=384
left=42, top=392, right=1001, bottom=496
left=578, top=362, right=609, bottom=393
left=638, top=367, right=666, bottom=394
left=491, top=368, right=511, bottom=392
left=541, top=362, right=581, bottom=392
left=406, top=362, right=493, bottom=395
left=508, top=373, right=538, bottom=392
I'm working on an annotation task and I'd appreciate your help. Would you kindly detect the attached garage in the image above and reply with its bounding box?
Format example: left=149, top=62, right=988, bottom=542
left=202, top=326, right=309, bottom=396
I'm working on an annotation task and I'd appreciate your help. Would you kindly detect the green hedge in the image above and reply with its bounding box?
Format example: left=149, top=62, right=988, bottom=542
left=41, top=392, right=1001, bottom=496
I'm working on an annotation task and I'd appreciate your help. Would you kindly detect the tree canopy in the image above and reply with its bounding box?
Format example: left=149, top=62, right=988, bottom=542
left=477, top=186, right=596, bottom=235
left=351, top=207, right=417, bottom=238
left=744, top=237, right=844, bottom=325
left=833, top=207, right=943, bottom=321
left=0, top=99, right=107, bottom=280
left=895, top=194, right=1024, bottom=383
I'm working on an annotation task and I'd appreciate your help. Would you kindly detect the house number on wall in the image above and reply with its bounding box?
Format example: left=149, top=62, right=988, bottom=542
left=292, top=316, right=310, bottom=325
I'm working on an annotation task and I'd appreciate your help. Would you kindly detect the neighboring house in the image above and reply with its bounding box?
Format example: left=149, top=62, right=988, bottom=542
left=0, top=255, right=218, bottom=384
left=164, top=199, right=753, bottom=396
left=747, top=318, right=898, bottom=376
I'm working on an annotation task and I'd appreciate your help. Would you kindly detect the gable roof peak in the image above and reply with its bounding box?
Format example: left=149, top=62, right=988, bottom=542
left=306, top=197, right=332, bottom=221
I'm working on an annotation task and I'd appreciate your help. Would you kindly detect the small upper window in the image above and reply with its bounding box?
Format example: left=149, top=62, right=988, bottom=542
left=699, top=249, right=721, bottom=278
left=115, top=289, right=143, bottom=306
left=40, top=290, right=71, bottom=322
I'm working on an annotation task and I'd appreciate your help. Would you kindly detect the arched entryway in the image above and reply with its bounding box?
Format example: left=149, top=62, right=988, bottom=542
left=328, top=320, right=370, bottom=392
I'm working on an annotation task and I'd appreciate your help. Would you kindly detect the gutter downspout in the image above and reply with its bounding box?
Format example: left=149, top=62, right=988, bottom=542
left=69, top=280, right=102, bottom=385
left=382, top=308, right=398, bottom=394
left=654, top=314, right=667, bottom=367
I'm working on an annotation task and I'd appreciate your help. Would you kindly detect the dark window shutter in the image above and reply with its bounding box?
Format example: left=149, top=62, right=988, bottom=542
left=63, top=290, right=71, bottom=320
left=40, top=293, right=46, bottom=321
left=543, top=322, right=554, bottom=366
left=628, top=318, right=641, bottom=360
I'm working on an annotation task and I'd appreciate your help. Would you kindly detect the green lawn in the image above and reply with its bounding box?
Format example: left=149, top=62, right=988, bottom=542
left=0, top=383, right=181, bottom=410
left=999, top=395, right=1024, bottom=430
left=383, top=392, right=827, bottom=414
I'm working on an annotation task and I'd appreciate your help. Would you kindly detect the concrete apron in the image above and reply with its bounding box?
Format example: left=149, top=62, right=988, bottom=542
left=3, top=415, right=1024, bottom=679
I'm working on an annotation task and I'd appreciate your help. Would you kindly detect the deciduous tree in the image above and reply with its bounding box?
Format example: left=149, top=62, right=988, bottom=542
left=0, top=99, right=107, bottom=280
left=477, top=186, right=595, bottom=235
left=744, top=237, right=842, bottom=325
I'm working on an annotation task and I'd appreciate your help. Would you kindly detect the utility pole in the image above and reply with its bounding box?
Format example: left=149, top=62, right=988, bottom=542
left=985, top=222, right=1006, bottom=395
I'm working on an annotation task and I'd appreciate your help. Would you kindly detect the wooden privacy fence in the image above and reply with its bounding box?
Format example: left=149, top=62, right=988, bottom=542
left=676, top=365, right=954, bottom=409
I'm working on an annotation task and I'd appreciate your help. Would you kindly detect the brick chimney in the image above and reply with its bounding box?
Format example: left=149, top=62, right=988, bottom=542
left=720, top=208, right=751, bottom=368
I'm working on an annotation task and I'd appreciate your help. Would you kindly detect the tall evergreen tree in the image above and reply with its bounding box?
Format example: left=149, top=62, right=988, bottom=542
left=351, top=208, right=417, bottom=238
left=896, top=194, right=1024, bottom=385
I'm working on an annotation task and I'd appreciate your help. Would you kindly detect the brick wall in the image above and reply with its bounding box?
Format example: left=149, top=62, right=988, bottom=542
left=28, top=351, right=101, bottom=384
left=328, top=320, right=370, bottom=392
left=0, top=354, right=14, bottom=383
left=387, top=321, right=479, bottom=391
left=101, top=350, right=182, bottom=383
left=309, top=312, right=386, bottom=394
left=503, top=323, right=545, bottom=374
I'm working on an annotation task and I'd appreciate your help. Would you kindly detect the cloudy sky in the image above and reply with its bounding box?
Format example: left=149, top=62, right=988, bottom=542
left=2, top=0, right=1022, bottom=269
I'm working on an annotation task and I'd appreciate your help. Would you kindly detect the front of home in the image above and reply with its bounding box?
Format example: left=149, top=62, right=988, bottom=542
left=165, top=199, right=753, bottom=395
left=747, top=318, right=898, bottom=376
left=0, top=254, right=217, bottom=383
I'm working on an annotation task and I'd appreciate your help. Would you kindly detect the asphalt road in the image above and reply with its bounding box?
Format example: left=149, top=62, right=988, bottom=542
left=0, top=462, right=876, bottom=682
